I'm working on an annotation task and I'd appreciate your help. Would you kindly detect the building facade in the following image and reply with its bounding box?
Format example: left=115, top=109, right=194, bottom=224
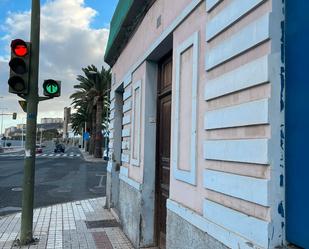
left=16, top=124, right=26, bottom=130
left=104, top=1, right=308, bottom=248
left=63, top=107, right=71, bottom=139
left=4, top=126, right=17, bottom=138
left=41, top=118, right=63, bottom=124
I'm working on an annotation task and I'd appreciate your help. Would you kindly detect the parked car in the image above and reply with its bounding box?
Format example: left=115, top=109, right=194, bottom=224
left=54, top=144, right=65, bottom=153
left=36, top=145, right=43, bottom=154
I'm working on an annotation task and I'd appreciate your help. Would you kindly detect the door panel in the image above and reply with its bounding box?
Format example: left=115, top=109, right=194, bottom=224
left=156, top=55, right=172, bottom=249
left=286, top=1, right=309, bottom=248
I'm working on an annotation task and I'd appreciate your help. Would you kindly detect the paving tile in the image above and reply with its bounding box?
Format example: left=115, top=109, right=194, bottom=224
left=0, top=197, right=134, bottom=249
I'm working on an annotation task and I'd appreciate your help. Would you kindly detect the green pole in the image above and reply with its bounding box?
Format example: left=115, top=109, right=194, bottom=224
left=20, top=0, right=40, bottom=245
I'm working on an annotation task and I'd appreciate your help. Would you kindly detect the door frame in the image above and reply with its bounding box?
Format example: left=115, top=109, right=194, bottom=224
left=155, top=52, right=173, bottom=248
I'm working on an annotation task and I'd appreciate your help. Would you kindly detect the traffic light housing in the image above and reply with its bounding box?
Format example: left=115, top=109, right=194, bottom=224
left=12, top=112, right=17, bottom=120
left=43, top=79, right=61, bottom=97
left=8, top=39, right=31, bottom=95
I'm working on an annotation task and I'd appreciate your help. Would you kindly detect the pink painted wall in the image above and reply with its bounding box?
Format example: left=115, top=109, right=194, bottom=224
left=169, top=2, right=207, bottom=214
left=111, top=0, right=193, bottom=87
left=170, top=0, right=272, bottom=218
left=128, top=62, right=146, bottom=184
left=111, top=0, right=272, bottom=219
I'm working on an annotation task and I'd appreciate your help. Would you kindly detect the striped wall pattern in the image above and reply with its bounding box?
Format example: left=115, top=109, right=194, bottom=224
left=108, top=83, right=133, bottom=166
left=121, top=84, right=132, bottom=164
left=203, top=0, right=272, bottom=247
left=108, top=75, right=144, bottom=189
left=108, top=97, right=115, bottom=162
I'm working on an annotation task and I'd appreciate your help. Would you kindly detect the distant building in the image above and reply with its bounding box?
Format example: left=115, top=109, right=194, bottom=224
left=63, top=107, right=71, bottom=139
left=4, top=126, right=17, bottom=137
left=38, top=118, right=63, bottom=132
left=41, top=118, right=63, bottom=124
left=16, top=124, right=26, bottom=130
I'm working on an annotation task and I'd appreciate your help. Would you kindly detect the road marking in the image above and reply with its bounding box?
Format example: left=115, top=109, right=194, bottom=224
left=95, top=174, right=106, bottom=188
left=0, top=152, right=82, bottom=159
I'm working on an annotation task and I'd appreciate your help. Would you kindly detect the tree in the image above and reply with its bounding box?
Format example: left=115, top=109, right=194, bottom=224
left=85, top=65, right=111, bottom=158
left=70, top=65, right=111, bottom=158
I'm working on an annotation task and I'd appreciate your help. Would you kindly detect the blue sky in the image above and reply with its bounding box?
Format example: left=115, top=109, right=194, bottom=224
left=0, top=0, right=117, bottom=57
left=0, top=0, right=118, bottom=131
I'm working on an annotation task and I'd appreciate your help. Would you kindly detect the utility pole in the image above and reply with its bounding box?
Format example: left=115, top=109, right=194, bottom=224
left=0, top=97, right=6, bottom=137
left=0, top=108, right=8, bottom=136
left=40, top=128, right=43, bottom=146
left=20, top=0, right=40, bottom=245
left=21, top=117, right=25, bottom=148
left=0, top=107, right=8, bottom=148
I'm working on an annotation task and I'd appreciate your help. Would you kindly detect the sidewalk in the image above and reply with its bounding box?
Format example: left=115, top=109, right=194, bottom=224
left=0, top=198, right=134, bottom=249
left=80, top=149, right=107, bottom=163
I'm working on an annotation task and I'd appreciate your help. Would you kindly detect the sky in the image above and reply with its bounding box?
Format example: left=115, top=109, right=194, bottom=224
left=0, top=0, right=118, bottom=132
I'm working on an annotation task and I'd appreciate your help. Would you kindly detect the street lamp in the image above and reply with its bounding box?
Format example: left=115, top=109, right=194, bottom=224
left=21, top=117, right=25, bottom=148
left=0, top=96, right=8, bottom=138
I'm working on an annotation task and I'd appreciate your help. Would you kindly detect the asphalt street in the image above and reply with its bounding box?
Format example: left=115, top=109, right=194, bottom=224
left=0, top=142, right=107, bottom=216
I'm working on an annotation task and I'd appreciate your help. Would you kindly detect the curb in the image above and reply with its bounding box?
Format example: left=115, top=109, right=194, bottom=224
left=79, top=149, right=107, bottom=163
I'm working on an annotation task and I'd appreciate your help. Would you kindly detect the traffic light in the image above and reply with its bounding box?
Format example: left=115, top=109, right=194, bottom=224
left=8, top=39, right=31, bottom=95
left=12, top=112, right=17, bottom=120
left=43, top=79, right=61, bottom=97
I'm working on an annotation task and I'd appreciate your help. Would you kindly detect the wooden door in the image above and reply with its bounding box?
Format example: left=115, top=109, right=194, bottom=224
left=156, top=55, right=172, bottom=249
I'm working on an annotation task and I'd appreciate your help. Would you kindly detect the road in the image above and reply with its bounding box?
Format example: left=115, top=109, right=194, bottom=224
left=0, top=142, right=107, bottom=216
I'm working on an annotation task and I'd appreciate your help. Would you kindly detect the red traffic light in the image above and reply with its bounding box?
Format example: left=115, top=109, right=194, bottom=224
left=11, top=39, right=28, bottom=57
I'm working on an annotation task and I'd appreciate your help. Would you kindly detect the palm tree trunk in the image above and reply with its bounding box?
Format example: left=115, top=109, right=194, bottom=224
left=89, top=109, right=96, bottom=155
left=94, top=99, right=103, bottom=158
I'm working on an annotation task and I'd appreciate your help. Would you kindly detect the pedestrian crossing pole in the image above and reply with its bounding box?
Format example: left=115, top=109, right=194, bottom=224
left=20, top=0, right=40, bottom=245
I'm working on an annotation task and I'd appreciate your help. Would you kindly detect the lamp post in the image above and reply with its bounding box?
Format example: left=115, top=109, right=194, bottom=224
left=0, top=96, right=5, bottom=137
left=0, top=107, right=8, bottom=147
left=20, top=116, right=25, bottom=148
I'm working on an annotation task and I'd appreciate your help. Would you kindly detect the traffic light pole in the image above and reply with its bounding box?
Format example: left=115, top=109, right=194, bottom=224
left=20, top=0, right=40, bottom=245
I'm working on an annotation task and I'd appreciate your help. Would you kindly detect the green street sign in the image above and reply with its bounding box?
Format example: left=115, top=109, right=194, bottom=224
left=43, top=79, right=61, bottom=97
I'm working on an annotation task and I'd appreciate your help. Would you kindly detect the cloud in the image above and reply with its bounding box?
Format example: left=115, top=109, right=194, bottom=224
left=0, top=0, right=109, bottom=129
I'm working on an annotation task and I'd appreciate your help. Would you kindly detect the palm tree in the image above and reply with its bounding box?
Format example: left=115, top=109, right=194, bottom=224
left=70, top=74, right=94, bottom=153
left=71, top=104, right=89, bottom=135
left=85, top=65, right=111, bottom=158
left=70, top=65, right=111, bottom=158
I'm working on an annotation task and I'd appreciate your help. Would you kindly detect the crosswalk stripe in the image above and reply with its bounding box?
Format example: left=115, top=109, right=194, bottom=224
left=1, top=152, right=83, bottom=159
